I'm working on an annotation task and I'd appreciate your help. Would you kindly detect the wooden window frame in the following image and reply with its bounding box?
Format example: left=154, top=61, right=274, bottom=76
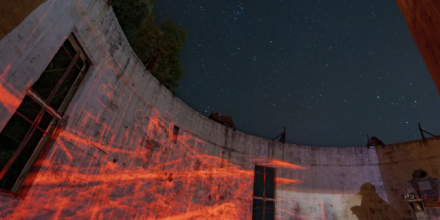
left=0, top=34, right=90, bottom=193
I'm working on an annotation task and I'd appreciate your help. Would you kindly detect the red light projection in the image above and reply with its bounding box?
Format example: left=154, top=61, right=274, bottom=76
left=0, top=56, right=307, bottom=219
left=0, top=0, right=62, bottom=117
left=0, top=3, right=311, bottom=217
left=0, top=1, right=428, bottom=218
left=0, top=65, right=30, bottom=117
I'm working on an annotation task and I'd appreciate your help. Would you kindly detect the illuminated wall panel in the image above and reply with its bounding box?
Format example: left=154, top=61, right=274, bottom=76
left=0, top=0, right=411, bottom=219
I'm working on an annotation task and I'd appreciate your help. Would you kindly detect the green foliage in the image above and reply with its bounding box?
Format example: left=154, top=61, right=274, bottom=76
left=112, top=2, right=188, bottom=95
left=134, top=15, right=188, bottom=94
left=131, top=13, right=162, bottom=62
left=155, top=19, right=188, bottom=94
left=111, top=0, right=157, bottom=43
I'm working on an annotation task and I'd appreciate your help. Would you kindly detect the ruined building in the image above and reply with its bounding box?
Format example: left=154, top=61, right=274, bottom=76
left=0, top=0, right=440, bottom=219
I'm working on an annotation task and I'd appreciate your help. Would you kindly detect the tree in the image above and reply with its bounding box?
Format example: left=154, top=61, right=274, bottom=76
left=134, top=14, right=188, bottom=94
left=132, top=13, right=162, bottom=62
left=111, top=0, right=157, bottom=43
left=112, top=0, right=188, bottom=95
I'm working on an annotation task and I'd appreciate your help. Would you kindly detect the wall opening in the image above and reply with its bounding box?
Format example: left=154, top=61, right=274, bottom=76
left=0, top=34, right=90, bottom=192
left=253, top=165, right=275, bottom=220
left=172, top=125, right=179, bottom=144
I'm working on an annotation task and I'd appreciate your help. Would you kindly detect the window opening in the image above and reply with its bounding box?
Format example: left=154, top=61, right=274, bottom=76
left=253, top=166, right=275, bottom=220
left=172, top=125, right=179, bottom=143
left=0, top=34, right=90, bottom=192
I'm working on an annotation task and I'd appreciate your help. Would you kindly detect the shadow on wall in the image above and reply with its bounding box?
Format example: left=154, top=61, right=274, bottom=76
left=333, top=183, right=402, bottom=220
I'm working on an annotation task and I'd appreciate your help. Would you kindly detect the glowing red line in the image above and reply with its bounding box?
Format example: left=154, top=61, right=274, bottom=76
left=1, top=0, right=59, bottom=75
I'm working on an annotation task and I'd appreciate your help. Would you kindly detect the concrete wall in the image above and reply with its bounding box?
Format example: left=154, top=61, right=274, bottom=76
left=377, top=137, right=440, bottom=220
left=388, top=5, right=440, bottom=217
left=394, top=0, right=440, bottom=97
left=0, top=0, right=47, bottom=41
left=0, top=0, right=403, bottom=219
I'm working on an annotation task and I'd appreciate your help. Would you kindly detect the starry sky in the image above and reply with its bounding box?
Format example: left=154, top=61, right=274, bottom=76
left=154, top=0, right=440, bottom=147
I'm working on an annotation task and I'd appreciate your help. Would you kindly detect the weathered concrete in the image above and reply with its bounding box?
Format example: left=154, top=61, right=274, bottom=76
left=0, top=0, right=424, bottom=219
left=0, top=0, right=47, bottom=41
left=395, top=0, right=440, bottom=96
left=376, top=137, right=440, bottom=220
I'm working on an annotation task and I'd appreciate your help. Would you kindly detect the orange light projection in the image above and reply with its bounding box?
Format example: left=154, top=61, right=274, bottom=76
left=7, top=107, right=307, bottom=219
left=0, top=9, right=309, bottom=218
left=0, top=65, right=25, bottom=114
left=0, top=63, right=308, bottom=218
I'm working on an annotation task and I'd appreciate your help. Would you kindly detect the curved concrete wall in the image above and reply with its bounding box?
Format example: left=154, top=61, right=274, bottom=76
left=376, top=137, right=440, bottom=219
left=0, top=0, right=403, bottom=219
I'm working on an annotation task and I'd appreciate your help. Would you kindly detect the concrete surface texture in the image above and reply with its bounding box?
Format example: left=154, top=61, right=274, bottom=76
left=0, top=0, right=47, bottom=41
left=0, top=0, right=438, bottom=219
left=377, top=137, right=440, bottom=220
left=394, top=0, right=440, bottom=96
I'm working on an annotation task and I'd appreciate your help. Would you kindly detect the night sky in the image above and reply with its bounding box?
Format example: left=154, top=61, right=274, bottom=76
left=154, top=0, right=440, bottom=147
